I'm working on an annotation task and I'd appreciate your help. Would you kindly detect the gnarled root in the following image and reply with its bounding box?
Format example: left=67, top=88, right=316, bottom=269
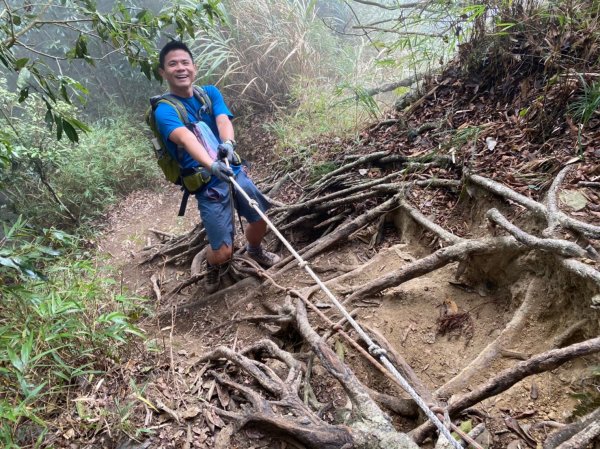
left=195, top=304, right=419, bottom=449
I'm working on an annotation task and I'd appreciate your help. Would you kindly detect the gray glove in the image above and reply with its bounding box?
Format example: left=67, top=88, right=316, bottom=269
left=210, top=160, right=233, bottom=182
left=217, top=140, right=235, bottom=163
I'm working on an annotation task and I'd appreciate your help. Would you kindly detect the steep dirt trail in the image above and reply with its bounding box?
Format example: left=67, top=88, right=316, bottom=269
left=99, top=173, right=599, bottom=448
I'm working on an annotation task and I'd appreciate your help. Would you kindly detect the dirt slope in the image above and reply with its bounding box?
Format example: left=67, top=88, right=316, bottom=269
left=95, top=167, right=598, bottom=449
left=92, top=22, right=600, bottom=447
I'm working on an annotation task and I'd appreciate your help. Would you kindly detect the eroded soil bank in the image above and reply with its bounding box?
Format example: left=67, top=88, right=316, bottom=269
left=95, top=174, right=599, bottom=448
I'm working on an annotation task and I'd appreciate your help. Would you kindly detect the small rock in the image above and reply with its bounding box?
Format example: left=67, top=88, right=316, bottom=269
left=475, top=428, right=492, bottom=447
left=424, top=332, right=436, bottom=344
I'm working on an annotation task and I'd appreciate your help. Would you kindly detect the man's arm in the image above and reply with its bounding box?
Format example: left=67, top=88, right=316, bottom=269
left=169, top=127, right=214, bottom=169
left=216, top=114, right=234, bottom=142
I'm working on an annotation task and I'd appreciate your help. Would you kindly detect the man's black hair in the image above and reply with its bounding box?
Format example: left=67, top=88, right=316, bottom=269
left=159, top=41, right=194, bottom=69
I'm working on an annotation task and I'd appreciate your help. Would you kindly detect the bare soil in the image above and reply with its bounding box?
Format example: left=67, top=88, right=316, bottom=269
left=97, top=177, right=599, bottom=449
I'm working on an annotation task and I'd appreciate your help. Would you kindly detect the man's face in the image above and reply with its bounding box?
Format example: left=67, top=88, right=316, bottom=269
left=159, top=49, right=197, bottom=93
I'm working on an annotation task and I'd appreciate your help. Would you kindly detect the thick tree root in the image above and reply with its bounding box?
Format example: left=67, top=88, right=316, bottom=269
left=343, top=236, right=523, bottom=304
left=411, top=336, right=600, bottom=443
left=273, top=192, right=404, bottom=274
left=196, top=308, right=419, bottom=449
left=467, top=173, right=600, bottom=239
left=199, top=340, right=355, bottom=449
left=141, top=224, right=206, bottom=265
left=544, top=407, right=600, bottom=449
left=435, top=277, right=545, bottom=399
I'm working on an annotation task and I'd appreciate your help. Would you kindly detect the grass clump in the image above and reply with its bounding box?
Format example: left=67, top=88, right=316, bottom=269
left=0, top=219, right=147, bottom=447
left=267, top=78, right=378, bottom=159
left=192, top=0, right=362, bottom=113
left=568, top=76, right=600, bottom=126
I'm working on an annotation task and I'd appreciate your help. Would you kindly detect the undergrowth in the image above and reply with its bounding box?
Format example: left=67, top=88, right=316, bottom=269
left=568, top=76, right=600, bottom=126
left=5, top=113, right=160, bottom=230
left=1, top=77, right=160, bottom=230
left=53, top=113, right=161, bottom=222
left=453, top=0, right=600, bottom=141
left=0, top=219, right=147, bottom=447
left=266, top=78, right=377, bottom=168
left=192, top=0, right=349, bottom=111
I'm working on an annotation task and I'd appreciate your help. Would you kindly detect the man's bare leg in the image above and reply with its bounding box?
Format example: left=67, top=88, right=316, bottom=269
left=245, top=219, right=280, bottom=267
left=206, top=244, right=233, bottom=266
left=246, top=219, right=267, bottom=247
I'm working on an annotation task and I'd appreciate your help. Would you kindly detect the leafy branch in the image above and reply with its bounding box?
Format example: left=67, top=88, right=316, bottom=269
left=0, top=0, right=222, bottom=144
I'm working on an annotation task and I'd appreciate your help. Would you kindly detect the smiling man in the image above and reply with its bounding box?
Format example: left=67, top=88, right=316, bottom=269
left=153, top=40, right=280, bottom=293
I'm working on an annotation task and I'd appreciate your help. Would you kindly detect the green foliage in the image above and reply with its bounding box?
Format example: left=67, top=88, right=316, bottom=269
left=451, top=126, right=482, bottom=147
left=334, top=82, right=381, bottom=119
left=349, top=0, right=483, bottom=79
left=0, top=217, right=68, bottom=281
left=49, top=114, right=161, bottom=222
left=0, top=220, right=146, bottom=446
left=0, top=0, right=221, bottom=146
left=568, top=76, right=600, bottom=126
left=310, top=161, right=338, bottom=182
left=1, top=76, right=160, bottom=228
left=266, top=78, right=374, bottom=160
left=191, top=0, right=351, bottom=111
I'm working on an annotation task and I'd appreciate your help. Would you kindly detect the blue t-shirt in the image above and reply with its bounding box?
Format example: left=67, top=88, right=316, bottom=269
left=154, top=85, right=233, bottom=170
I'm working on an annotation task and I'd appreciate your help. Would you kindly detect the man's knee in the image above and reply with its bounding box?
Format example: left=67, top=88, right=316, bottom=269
left=247, top=218, right=266, bottom=229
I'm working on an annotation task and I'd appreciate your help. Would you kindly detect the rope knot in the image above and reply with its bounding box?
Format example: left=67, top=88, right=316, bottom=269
left=298, top=261, right=308, bottom=268
left=368, top=344, right=387, bottom=358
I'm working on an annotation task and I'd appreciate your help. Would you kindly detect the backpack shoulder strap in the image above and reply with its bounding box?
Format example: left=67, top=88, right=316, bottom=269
left=193, top=86, right=213, bottom=116
left=154, top=94, right=191, bottom=126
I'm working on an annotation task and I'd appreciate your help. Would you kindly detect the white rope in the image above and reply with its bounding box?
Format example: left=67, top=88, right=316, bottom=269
left=225, top=172, right=463, bottom=449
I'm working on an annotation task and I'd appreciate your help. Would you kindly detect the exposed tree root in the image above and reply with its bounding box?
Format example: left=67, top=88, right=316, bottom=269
left=411, top=336, right=600, bottom=443
left=467, top=173, right=600, bottom=239
left=487, top=208, right=592, bottom=259
left=157, top=276, right=260, bottom=322
left=552, top=318, right=589, bottom=348
left=198, top=340, right=355, bottom=449
left=436, top=277, right=545, bottom=398
left=543, top=164, right=575, bottom=237
left=273, top=192, right=404, bottom=274
left=141, top=224, right=206, bottom=265
left=145, top=155, right=600, bottom=449
left=544, top=408, right=600, bottom=449
left=196, top=307, right=419, bottom=449
left=343, top=236, right=523, bottom=305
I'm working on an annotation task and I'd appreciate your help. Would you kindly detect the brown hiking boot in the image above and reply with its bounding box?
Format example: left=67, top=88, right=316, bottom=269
left=205, top=264, right=220, bottom=294
left=247, top=246, right=281, bottom=268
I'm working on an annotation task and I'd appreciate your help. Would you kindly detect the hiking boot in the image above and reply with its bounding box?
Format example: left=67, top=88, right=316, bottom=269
left=247, top=246, right=281, bottom=268
left=205, top=264, right=220, bottom=294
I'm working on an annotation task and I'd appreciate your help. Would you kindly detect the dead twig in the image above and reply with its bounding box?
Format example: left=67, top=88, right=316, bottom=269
left=149, top=228, right=177, bottom=240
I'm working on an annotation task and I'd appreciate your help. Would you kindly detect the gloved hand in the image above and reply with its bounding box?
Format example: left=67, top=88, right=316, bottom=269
left=210, top=160, right=233, bottom=182
left=217, top=140, right=235, bottom=163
